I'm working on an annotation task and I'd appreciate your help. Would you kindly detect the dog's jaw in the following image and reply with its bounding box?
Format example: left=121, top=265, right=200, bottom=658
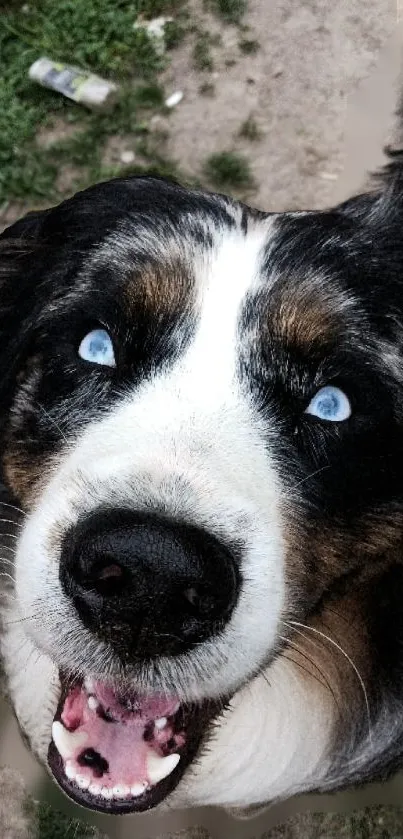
left=1, top=598, right=336, bottom=809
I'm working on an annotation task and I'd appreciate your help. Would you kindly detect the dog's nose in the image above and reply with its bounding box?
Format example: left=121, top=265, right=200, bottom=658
left=60, top=509, right=240, bottom=659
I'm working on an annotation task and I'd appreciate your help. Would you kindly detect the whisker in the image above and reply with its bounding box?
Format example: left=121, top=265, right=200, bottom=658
left=326, top=606, right=353, bottom=627
left=281, top=651, right=328, bottom=690
left=290, top=464, right=331, bottom=491
left=0, top=545, right=17, bottom=555
left=35, top=400, right=69, bottom=444
left=1, top=601, right=61, bottom=626
left=287, top=619, right=372, bottom=745
left=278, top=633, right=338, bottom=704
left=285, top=622, right=325, bottom=656
left=0, top=518, right=23, bottom=528
left=0, top=557, right=16, bottom=568
left=3, top=613, right=40, bottom=626
left=23, top=640, right=42, bottom=672
left=0, top=500, right=25, bottom=517
left=0, top=571, right=15, bottom=584
left=256, top=668, right=271, bottom=691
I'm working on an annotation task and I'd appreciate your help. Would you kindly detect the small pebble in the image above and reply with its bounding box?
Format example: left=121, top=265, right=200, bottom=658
left=120, top=150, right=135, bottom=165
left=319, top=171, right=338, bottom=181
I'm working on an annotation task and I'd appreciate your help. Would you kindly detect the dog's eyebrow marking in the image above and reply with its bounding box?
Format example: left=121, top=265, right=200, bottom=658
left=266, top=272, right=362, bottom=353
left=124, top=258, right=195, bottom=322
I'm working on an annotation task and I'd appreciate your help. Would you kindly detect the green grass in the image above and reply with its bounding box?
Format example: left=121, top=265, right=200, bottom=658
left=35, top=802, right=99, bottom=839
left=205, top=0, right=246, bottom=24
left=192, top=30, right=221, bottom=72
left=0, top=0, right=255, bottom=216
left=164, top=16, right=188, bottom=50
left=0, top=0, right=186, bottom=204
left=238, top=115, right=261, bottom=141
left=203, top=150, right=254, bottom=190
left=45, top=110, right=189, bottom=196
left=238, top=37, right=260, bottom=54
left=199, top=81, right=216, bottom=96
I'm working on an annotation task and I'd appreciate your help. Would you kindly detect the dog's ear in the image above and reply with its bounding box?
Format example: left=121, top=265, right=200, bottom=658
left=0, top=207, right=50, bottom=242
left=373, top=145, right=403, bottom=191
left=336, top=144, right=403, bottom=225
left=0, top=209, right=51, bottom=401
left=0, top=207, right=51, bottom=288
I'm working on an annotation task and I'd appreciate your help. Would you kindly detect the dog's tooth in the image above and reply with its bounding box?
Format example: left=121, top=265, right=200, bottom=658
left=76, top=775, right=90, bottom=790
left=52, top=722, right=88, bottom=760
left=88, top=696, right=98, bottom=711
left=155, top=716, right=168, bottom=730
left=89, top=783, right=102, bottom=796
left=112, top=784, right=130, bottom=798
left=65, top=761, right=76, bottom=781
left=101, top=786, right=114, bottom=800
left=84, top=677, right=95, bottom=693
left=147, top=752, right=180, bottom=784
left=130, top=783, right=146, bottom=797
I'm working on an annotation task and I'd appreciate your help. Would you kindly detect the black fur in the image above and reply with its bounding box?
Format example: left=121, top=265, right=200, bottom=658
left=2, top=164, right=403, bottom=807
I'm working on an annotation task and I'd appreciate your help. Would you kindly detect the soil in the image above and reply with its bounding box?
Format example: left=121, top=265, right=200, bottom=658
left=161, top=0, right=396, bottom=211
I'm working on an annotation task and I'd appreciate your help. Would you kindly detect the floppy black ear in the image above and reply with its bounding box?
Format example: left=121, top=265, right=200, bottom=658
left=0, top=208, right=52, bottom=408
left=0, top=207, right=51, bottom=242
left=0, top=207, right=51, bottom=292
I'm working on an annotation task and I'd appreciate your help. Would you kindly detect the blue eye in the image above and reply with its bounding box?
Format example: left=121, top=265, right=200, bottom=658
left=78, top=328, right=116, bottom=367
left=305, top=386, right=351, bottom=422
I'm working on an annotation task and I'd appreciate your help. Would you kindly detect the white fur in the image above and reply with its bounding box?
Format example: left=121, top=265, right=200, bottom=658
left=1, top=612, right=333, bottom=806
left=174, top=658, right=334, bottom=807
left=1, top=219, right=335, bottom=807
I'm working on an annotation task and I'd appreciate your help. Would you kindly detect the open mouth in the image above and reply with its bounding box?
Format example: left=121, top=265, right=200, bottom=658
left=47, top=672, right=221, bottom=814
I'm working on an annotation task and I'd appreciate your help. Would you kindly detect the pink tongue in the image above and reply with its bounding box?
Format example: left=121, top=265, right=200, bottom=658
left=60, top=682, right=182, bottom=789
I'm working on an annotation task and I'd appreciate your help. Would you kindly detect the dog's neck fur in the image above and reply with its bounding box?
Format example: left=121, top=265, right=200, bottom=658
left=175, top=572, right=403, bottom=809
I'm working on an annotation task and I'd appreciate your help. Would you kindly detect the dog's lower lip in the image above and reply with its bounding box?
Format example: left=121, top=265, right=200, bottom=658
left=47, top=672, right=221, bottom=814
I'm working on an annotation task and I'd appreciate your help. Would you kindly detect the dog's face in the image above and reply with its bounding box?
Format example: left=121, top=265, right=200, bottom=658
left=1, top=175, right=403, bottom=816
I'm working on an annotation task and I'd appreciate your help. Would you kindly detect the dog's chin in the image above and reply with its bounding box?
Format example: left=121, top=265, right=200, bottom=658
left=47, top=671, right=223, bottom=815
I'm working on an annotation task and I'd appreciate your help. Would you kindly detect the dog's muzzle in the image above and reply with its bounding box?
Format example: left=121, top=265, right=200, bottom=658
left=59, top=508, right=240, bottom=661
left=46, top=508, right=239, bottom=813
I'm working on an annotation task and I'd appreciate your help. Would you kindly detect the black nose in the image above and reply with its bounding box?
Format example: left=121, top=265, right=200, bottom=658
left=60, top=509, right=240, bottom=660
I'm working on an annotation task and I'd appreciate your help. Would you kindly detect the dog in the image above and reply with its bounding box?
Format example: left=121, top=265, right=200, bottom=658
left=1, top=160, right=403, bottom=817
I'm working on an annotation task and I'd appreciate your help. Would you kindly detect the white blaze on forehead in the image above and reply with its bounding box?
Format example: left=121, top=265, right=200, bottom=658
left=185, top=225, right=271, bottom=397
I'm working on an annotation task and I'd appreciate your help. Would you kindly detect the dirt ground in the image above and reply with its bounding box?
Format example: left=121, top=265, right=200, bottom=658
left=2, top=1, right=403, bottom=837
left=161, top=0, right=397, bottom=212
left=0, top=0, right=399, bottom=229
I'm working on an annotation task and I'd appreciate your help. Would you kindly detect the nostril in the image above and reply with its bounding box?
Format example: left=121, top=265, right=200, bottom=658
left=183, top=586, right=200, bottom=608
left=91, top=561, right=126, bottom=597
left=183, top=586, right=220, bottom=619
left=97, top=563, right=123, bottom=581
